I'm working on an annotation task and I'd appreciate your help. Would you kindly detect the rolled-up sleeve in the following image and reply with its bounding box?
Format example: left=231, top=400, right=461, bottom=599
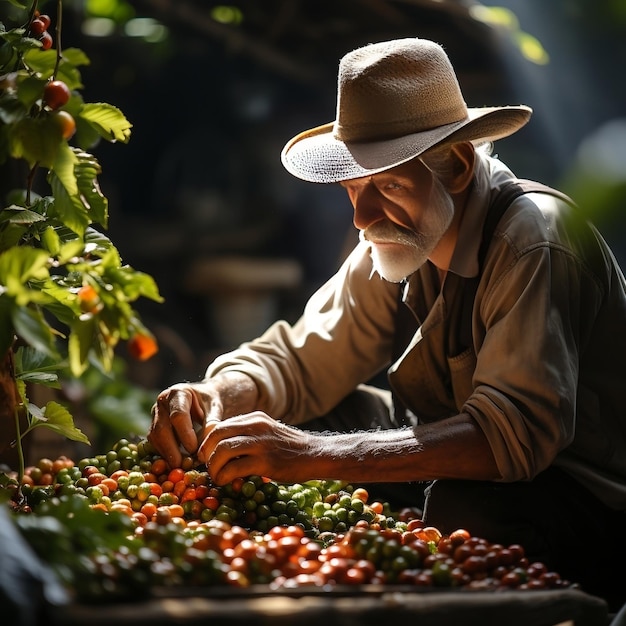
left=206, top=241, right=399, bottom=424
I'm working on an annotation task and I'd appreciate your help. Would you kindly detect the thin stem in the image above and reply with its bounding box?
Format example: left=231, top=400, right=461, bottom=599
left=26, top=0, right=39, bottom=29
left=53, top=0, right=63, bottom=78
left=13, top=404, right=25, bottom=482
left=13, top=1, right=40, bottom=72
left=7, top=345, right=26, bottom=483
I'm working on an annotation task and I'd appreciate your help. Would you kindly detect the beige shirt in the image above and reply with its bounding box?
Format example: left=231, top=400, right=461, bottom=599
left=207, top=154, right=626, bottom=510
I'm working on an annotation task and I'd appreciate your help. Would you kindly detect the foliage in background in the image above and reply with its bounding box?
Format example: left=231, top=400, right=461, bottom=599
left=65, top=354, right=156, bottom=452
left=469, top=4, right=549, bottom=65
left=0, top=0, right=163, bottom=478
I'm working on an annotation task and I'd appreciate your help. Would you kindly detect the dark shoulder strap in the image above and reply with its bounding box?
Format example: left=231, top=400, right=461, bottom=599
left=458, top=179, right=575, bottom=350
left=478, top=179, right=576, bottom=268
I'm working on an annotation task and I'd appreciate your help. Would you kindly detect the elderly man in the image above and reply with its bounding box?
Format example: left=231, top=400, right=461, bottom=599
left=149, top=38, right=626, bottom=609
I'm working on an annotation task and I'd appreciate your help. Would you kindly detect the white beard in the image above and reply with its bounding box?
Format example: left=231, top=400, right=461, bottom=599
left=362, top=180, right=455, bottom=283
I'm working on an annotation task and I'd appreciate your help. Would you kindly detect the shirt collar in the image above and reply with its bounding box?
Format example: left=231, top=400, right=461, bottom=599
left=448, top=154, right=518, bottom=279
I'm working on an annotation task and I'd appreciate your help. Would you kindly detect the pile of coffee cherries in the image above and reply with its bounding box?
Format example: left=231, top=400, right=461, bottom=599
left=1, top=437, right=575, bottom=600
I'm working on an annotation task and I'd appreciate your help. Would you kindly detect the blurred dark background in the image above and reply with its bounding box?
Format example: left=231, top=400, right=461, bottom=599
left=4, top=0, right=626, bottom=397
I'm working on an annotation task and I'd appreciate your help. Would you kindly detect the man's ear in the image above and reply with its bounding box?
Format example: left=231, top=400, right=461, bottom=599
left=448, top=142, right=475, bottom=194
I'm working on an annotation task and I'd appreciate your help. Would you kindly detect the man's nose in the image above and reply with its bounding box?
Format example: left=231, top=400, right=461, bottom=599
left=352, top=186, right=384, bottom=230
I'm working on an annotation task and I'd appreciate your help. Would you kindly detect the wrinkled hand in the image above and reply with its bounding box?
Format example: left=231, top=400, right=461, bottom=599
left=147, top=372, right=259, bottom=468
left=147, top=382, right=218, bottom=468
left=198, top=412, right=313, bottom=485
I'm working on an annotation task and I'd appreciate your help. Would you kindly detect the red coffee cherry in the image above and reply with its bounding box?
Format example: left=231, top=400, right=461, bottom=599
left=43, top=80, right=70, bottom=110
left=39, top=31, right=53, bottom=50
left=51, top=110, right=76, bottom=139
left=38, top=14, right=52, bottom=29
left=29, top=18, right=46, bottom=36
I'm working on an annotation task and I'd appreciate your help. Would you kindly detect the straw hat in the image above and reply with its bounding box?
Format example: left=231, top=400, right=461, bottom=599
left=281, top=38, right=532, bottom=184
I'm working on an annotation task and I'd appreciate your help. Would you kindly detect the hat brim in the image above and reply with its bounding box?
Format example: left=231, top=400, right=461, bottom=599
left=281, top=105, right=532, bottom=184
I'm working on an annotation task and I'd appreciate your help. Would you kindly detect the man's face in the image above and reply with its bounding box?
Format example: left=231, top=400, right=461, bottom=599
left=340, top=157, right=455, bottom=282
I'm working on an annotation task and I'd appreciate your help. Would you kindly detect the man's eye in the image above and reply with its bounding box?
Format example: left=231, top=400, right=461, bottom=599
left=384, top=182, right=403, bottom=191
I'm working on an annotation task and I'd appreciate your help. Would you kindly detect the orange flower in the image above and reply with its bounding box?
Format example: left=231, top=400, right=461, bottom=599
left=127, top=332, right=158, bottom=360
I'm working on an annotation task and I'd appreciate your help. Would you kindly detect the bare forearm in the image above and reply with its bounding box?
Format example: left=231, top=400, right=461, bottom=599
left=198, top=410, right=501, bottom=486
left=204, top=371, right=260, bottom=419
left=303, top=413, right=501, bottom=483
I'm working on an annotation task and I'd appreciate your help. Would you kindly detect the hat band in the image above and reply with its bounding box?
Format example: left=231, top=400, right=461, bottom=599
left=334, top=111, right=471, bottom=143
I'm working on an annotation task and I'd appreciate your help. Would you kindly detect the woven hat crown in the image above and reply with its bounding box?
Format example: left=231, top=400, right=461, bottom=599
left=335, top=39, right=468, bottom=142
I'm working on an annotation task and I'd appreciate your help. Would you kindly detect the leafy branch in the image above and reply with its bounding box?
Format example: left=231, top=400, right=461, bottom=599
left=0, top=0, right=163, bottom=480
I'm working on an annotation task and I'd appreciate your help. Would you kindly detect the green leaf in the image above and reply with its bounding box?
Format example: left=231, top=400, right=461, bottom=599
left=0, top=295, right=15, bottom=356
left=79, top=103, right=132, bottom=143
left=22, top=48, right=89, bottom=86
left=15, top=496, right=135, bottom=576
left=35, top=400, right=91, bottom=444
left=53, top=49, right=91, bottom=91
left=0, top=87, right=28, bottom=124
left=46, top=147, right=108, bottom=232
left=4, top=1, right=29, bottom=11
left=48, top=145, right=91, bottom=236
left=0, top=247, right=50, bottom=298
left=0, top=221, right=27, bottom=251
left=6, top=190, right=48, bottom=211
left=19, top=371, right=61, bottom=387
left=16, top=345, right=50, bottom=371
left=84, top=227, right=114, bottom=254
left=8, top=115, right=63, bottom=168
left=74, top=149, right=108, bottom=226
left=93, top=245, right=121, bottom=269
left=0, top=40, right=16, bottom=75
left=68, top=314, right=97, bottom=376
left=108, top=266, right=164, bottom=302
left=55, top=238, right=85, bottom=264
left=0, top=28, right=27, bottom=47
left=39, top=282, right=78, bottom=327
left=0, top=206, right=47, bottom=254
left=16, top=74, right=47, bottom=110
left=63, top=91, right=101, bottom=150
left=11, top=305, right=58, bottom=357
left=59, top=48, right=91, bottom=68
left=50, top=141, right=79, bottom=196
left=20, top=47, right=57, bottom=78
left=14, top=345, right=66, bottom=379
left=0, top=205, right=46, bottom=225
left=0, top=217, right=28, bottom=252
left=40, top=225, right=61, bottom=255
left=88, top=393, right=152, bottom=438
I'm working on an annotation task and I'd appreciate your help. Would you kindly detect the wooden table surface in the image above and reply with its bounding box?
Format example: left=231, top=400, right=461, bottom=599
left=56, top=586, right=610, bottom=626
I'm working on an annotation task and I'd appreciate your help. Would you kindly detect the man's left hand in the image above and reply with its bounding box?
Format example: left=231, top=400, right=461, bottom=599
left=198, top=412, right=312, bottom=485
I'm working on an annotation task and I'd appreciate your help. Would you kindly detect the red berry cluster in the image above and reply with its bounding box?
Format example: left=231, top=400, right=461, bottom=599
left=28, top=12, right=53, bottom=50
left=27, top=12, right=76, bottom=139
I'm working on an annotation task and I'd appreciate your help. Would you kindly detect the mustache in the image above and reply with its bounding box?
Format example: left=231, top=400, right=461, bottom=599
left=361, top=221, right=423, bottom=248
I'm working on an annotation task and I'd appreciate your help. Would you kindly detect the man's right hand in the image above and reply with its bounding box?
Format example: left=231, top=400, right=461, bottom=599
left=147, top=372, right=258, bottom=468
